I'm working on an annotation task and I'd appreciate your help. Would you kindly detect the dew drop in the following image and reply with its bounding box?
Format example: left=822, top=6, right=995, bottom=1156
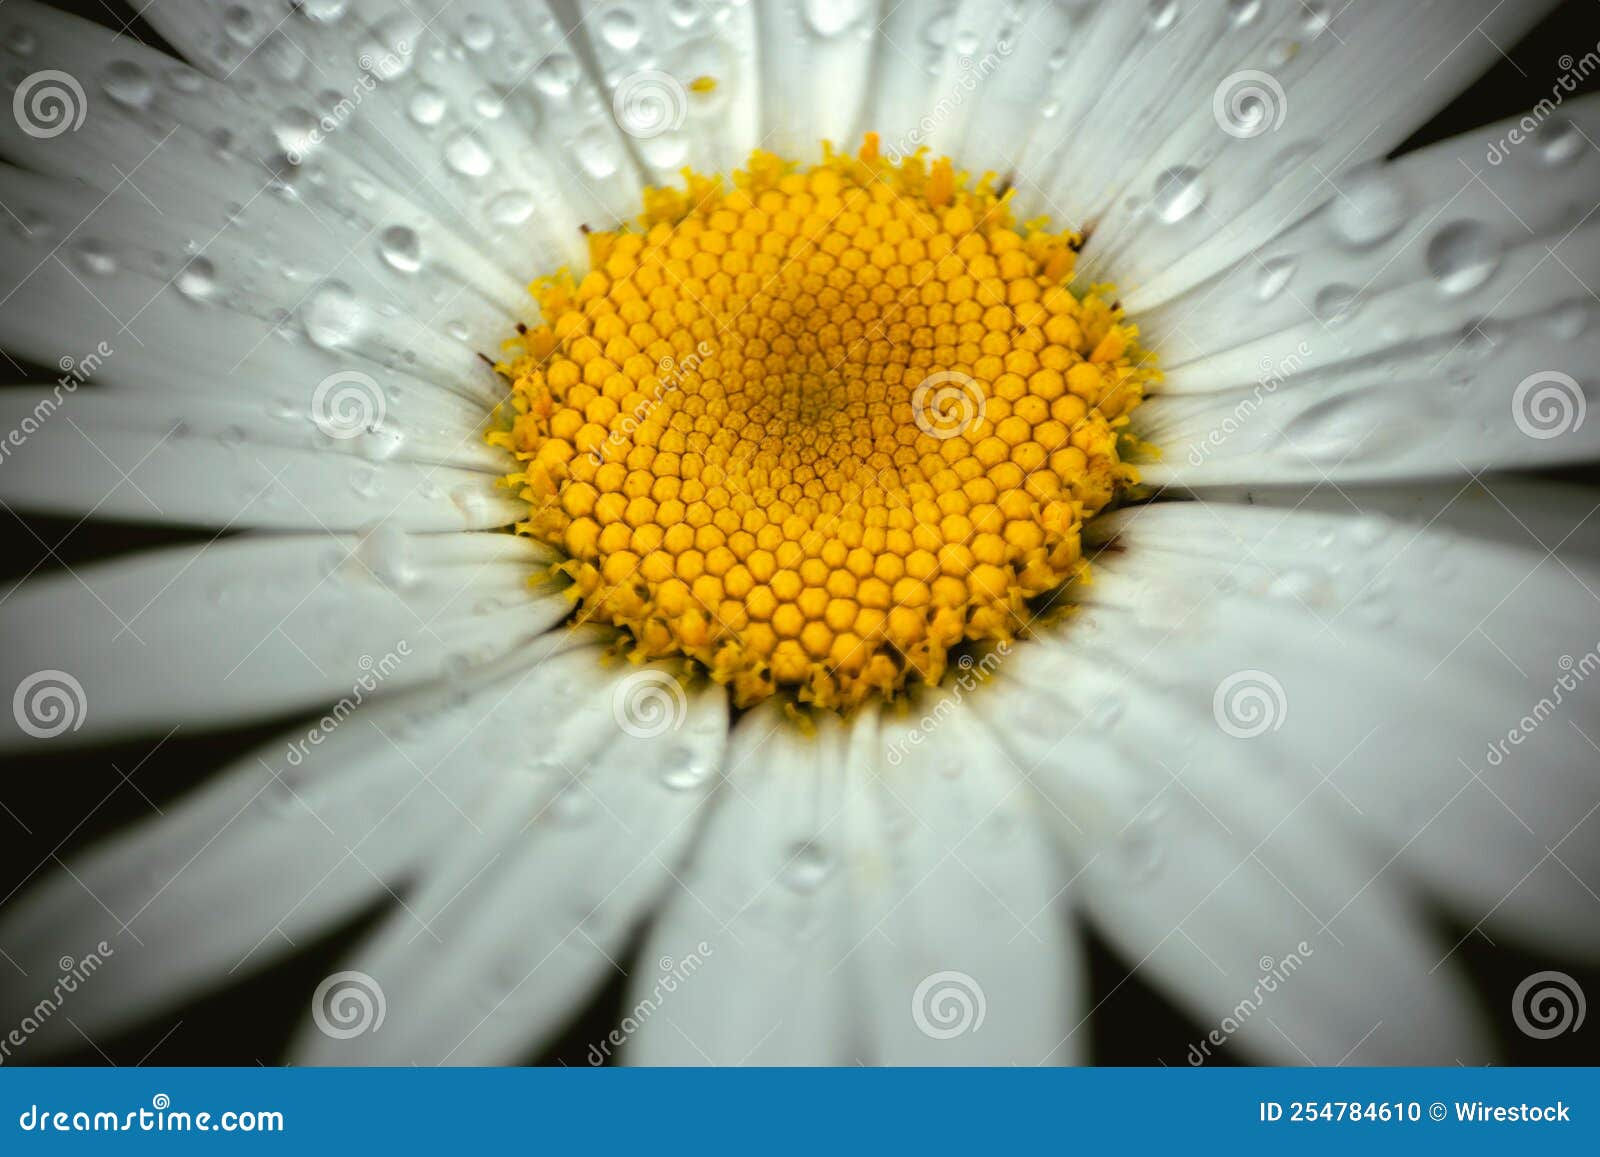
left=488, top=189, right=535, bottom=226
left=601, top=8, right=642, bottom=50
left=408, top=86, right=446, bottom=125
left=804, top=0, right=867, bottom=37
left=660, top=746, right=714, bottom=791
left=378, top=225, right=422, bottom=273
left=444, top=129, right=494, bottom=177
left=101, top=60, right=154, bottom=108
left=222, top=5, right=258, bottom=46
left=575, top=128, right=620, bottom=179
left=175, top=256, right=216, bottom=301
left=667, top=0, right=702, bottom=30
left=356, top=524, right=418, bottom=589
left=1313, top=283, right=1360, bottom=325
left=1425, top=221, right=1500, bottom=296
left=301, top=281, right=367, bottom=349
left=1327, top=164, right=1408, bottom=249
left=72, top=239, right=117, bottom=276
left=1226, top=0, right=1262, bottom=25
left=1533, top=118, right=1581, bottom=166
left=5, top=26, right=38, bottom=55
left=782, top=840, right=831, bottom=893
left=1254, top=254, right=1296, bottom=301
left=532, top=52, right=580, bottom=97
left=461, top=17, right=496, bottom=52
left=1150, top=166, right=1205, bottom=224
left=299, top=0, right=348, bottom=24
left=1146, top=0, right=1179, bottom=33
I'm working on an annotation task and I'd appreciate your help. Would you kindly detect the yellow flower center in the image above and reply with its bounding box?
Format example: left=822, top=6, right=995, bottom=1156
left=491, top=136, right=1155, bottom=708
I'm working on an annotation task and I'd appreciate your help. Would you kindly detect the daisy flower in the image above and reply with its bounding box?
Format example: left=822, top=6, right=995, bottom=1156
left=0, top=0, right=1596, bottom=1067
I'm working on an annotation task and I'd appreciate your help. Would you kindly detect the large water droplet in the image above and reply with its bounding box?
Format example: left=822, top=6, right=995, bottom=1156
left=299, top=0, right=348, bottom=24
left=660, top=745, right=714, bottom=791
left=461, top=17, right=496, bottom=52
left=444, top=130, right=494, bottom=177
left=408, top=86, right=446, bottom=125
left=72, top=239, right=117, bottom=277
left=782, top=841, right=831, bottom=893
left=361, top=15, right=421, bottom=81
left=175, top=256, right=216, bottom=301
left=1255, top=255, right=1296, bottom=300
left=1533, top=118, right=1581, bottom=166
left=487, top=190, right=535, bottom=226
left=1425, top=221, right=1500, bottom=296
left=102, top=60, right=154, bottom=108
left=532, top=52, right=580, bottom=97
left=301, top=281, right=367, bottom=349
left=356, top=524, right=418, bottom=589
left=1147, top=0, right=1179, bottom=32
left=1313, top=283, right=1360, bottom=325
left=600, top=8, right=642, bottom=50
left=804, top=0, right=868, bottom=37
left=1327, top=164, right=1408, bottom=248
left=1151, top=167, right=1205, bottom=224
left=378, top=225, right=422, bottom=273
left=575, top=128, right=620, bottom=179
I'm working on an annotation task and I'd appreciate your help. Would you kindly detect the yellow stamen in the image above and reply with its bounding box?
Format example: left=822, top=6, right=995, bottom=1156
left=490, top=138, right=1157, bottom=708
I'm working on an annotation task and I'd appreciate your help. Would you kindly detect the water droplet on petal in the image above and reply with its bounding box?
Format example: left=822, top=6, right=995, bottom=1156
left=1327, top=164, right=1408, bottom=248
left=461, top=17, right=496, bottom=52
left=102, top=60, right=154, bottom=108
left=378, top=224, right=422, bottom=273
left=408, top=86, right=446, bottom=125
left=175, top=256, right=216, bottom=301
left=301, top=281, right=367, bottom=349
left=782, top=840, right=831, bottom=893
left=661, top=746, right=714, bottom=790
left=1426, top=221, right=1500, bottom=296
left=444, top=130, right=494, bottom=177
left=532, top=52, right=580, bottom=97
left=487, top=190, right=535, bottom=226
left=1533, top=118, right=1581, bottom=166
left=72, top=239, right=117, bottom=276
left=804, top=0, right=868, bottom=37
left=601, top=8, right=642, bottom=50
left=1313, top=283, right=1360, bottom=325
left=1255, top=255, right=1296, bottom=300
left=1151, top=166, right=1205, bottom=224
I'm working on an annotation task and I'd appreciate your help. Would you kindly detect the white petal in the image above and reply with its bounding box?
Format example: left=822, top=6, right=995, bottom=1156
left=623, top=704, right=864, bottom=1064
left=853, top=704, right=1088, bottom=1065
left=0, top=530, right=567, bottom=748
left=0, top=634, right=602, bottom=1052
left=1139, top=94, right=1600, bottom=486
left=291, top=670, right=728, bottom=1065
left=980, top=634, right=1492, bottom=1064
left=1072, top=496, right=1600, bottom=960
left=0, top=385, right=522, bottom=530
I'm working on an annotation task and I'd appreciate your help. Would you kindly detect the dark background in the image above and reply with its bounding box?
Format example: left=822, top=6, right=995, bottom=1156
left=2, top=0, right=1598, bottom=1066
